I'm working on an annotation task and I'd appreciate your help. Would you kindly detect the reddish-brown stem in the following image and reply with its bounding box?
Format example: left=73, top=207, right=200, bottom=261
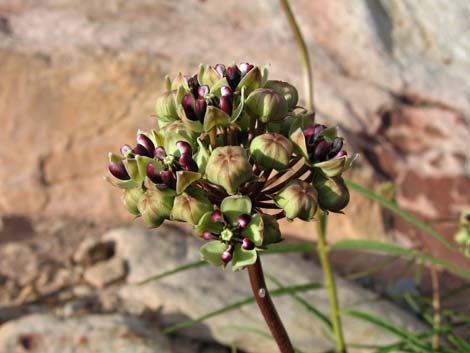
left=263, top=165, right=309, bottom=194
left=247, top=257, right=294, bottom=353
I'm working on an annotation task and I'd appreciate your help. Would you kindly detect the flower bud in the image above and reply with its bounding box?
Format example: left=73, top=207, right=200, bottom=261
left=264, top=80, right=298, bottom=109
left=250, top=133, right=293, bottom=170
left=221, top=86, right=232, bottom=97
left=120, top=144, right=133, bottom=156
left=226, top=65, right=241, bottom=90
left=187, top=74, right=200, bottom=97
left=137, top=188, right=176, bottom=228
left=155, top=90, right=178, bottom=123
left=237, top=214, right=251, bottom=228
left=273, top=180, right=318, bottom=221
left=161, top=170, right=176, bottom=189
left=146, top=163, right=162, bottom=184
left=315, top=176, right=350, bottom=212
left=109, top=161, right=130, bottom=180
left=176, top=140, right=192, bottom=155
left=215, top=64, right=226, bottom=77
left=313, top=140, right=331, bottom=162
left=179, top=153, right=199, bottom=172
left=194, top=98, right=207, bottom=122
left=182, top=93, right=198, bottom=121
left=133, top=144, right=152, bottom=157
left=221, top=250, right=233, bottom=264
left=206, top=146, right=254, bottom=194
left=242, top=237, right=255, bottom=250
left=202, top=230, right=213, bottom=240
left=154, top=146, right=167, bottom=160
left=121, top=188, right=144, bottom=216
left=137, top=134, right=155, bottom=155
left=171, top=188, right=213, bottom=225
left=327, top=138, right=343, bottom=159
left=245, top=88, right=288, bottom=123
left=239, top=62, right=254, bottom=76
left=220, top=95, right=233, bottom=116
left=211, top=210, right=225, bottom=223
left=198, top=85, right=210, bottom=97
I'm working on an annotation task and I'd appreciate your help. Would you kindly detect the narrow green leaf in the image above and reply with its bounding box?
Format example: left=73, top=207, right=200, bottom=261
left=331, top=239, right=470, bottom=279
left=138, top=260, right=206, bottom=285
left=263, top=242, right=315, bottom=254
left=345, top=180, right=454, bottom=250
left=162, top=282, right=322, bottom=334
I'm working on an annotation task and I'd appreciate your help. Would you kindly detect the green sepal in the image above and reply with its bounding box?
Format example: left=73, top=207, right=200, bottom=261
left=200, top=240, right=228, bottom=266
left=176, top=171, right=201, bottom=194
left=155, top=90, right=178, bottom=124
left=289, top=127, right=309, bottom=160
left=236, top=66, right=261, bottom=95
left=122, top=188, right=145, bottom=216
left=199, top=65, right=220, bottom=88
left=104, top=176, right=139, bottom=190
left=231, top=244, right=257, bottom=271
left=161, top=120, right=197, bottom=155
left=195, top=211, right=224, bottom=236
left=314, top=156, right=347, bottom=178
left=171, top=187, right=212, bottom=225
left=137, top=188, right=176, bottom=228
left=195, top=138, right=210, bottom=174
left=171, top=72, right=189, bottom=90
left=175, top=85, right=188, bottom=105
left=177, top=105, right=204, bottom=134
left=221, top=195, right=252, bottom=225
left=203, top=106, right=231, bottom=131
left=319, top=126, right=337, bottom=143
left=343, top=153, right=359, bottom=172
left=231, top=86, right=245, bottom=122
left=210, top=77, right=230, bottom=97
left=260, top=64, right=270, bottom=86
left=148, top=129, right=165, bottom=148
left=123, top=158, right=142, bottom=182
left=260, top=214, right=282, bottom=245
left=164, top=75, right=172, bottom=91
left=108, top=153, right=123, bottom=164
left=136, top=155, right=154, bottom=180
left=241, top=214, right=264, bottom=246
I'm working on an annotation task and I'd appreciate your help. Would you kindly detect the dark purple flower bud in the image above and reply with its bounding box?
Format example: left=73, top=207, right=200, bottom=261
left=154, top=146, right=167, bottom=160
left=239, top=62, right=254, bottom=76
left=161, top=170, right=176, bottom=189
left=313, top=140, right=331, bottom=162
left=221, top=250, right=232, bottom=264
left=182, top=93, right=198, bottom=121
left=313, top=124, right=327, bottom=140
left=137, top=134, right=155, bottom=154
left=215, top=64, right=226, bottom=77
left=194, top=98, right=207, bottom=122
left=242, top=238, right=255, bottom=250
left=198, top=85, right=210, bottom=98
left=179, top=153, right=199, bottom=172
left=146, top=163, right=162, bottom=184
left=327, top=138, right=343, bottom=159
left=237, top=214, right=251, bottom=228
left=220, top=86, right=233, bottom=97
left=133, top=144, right=152, bottom=157
left=202, top=230, right=212, bottom=240
left=220, top=95, right=233, bottom=116
left=120, top=144, right=133, bottom=156
left=176, top=140, right=192, bottom=155
left=211, top=210, right=224, bottom=223
left=108, top=161, right=130, bottom=180
left=187, top=74, right=199, bottom=97
left=226, top=65, right=241, bottom=90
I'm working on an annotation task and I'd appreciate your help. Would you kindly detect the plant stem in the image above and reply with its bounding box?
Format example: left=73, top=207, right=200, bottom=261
left=209, top=128, right=217, bottom=148
left=316, top=212, right=346, bottom=353
left=247, top=257, right=294, bottom=353
left=279, top=0, right=314, bottom=113
left=430, top=265, right=441, bottom=350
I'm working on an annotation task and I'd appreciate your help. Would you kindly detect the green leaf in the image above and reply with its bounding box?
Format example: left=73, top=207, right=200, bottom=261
left=199, top=241, right=228, bottom=266
left=176, top=171, right=201, bottom=194
left=231, top=244, right=257, bottom=271
left=345, top=180, right=456, bottom=251
left=331, top=239, right=470, bottom=279
left=195, top=211, right=224, bottom=236
left=346, top=309, right=433, bottom=352
left=203, top=106, right=232, bottom=131
left=138, top=260, right=206, bottom=285
left=290, top=127, right=309, bottom=159
left=162, top=282, right=322, bottom=334
left=221, top=195, right=252, bottom=225
left=241, top=214, right=264, bottom=246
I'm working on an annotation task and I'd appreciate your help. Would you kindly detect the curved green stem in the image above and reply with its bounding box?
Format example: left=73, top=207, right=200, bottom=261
left=279, top=0, right=314, bottom=113
left=316, top=212, right=346, bottom=353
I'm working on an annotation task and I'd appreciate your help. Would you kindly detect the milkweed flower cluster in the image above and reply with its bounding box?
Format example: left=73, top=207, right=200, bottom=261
left=107, top=63, right=356, bottom=271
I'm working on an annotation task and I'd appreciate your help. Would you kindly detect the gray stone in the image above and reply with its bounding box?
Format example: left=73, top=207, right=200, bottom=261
left=0, top=313, right=172, bottom=353
left=84, top=257, right=126, bottom=288
left=106, top=226, right=426, bottom=353
left=0, top=243, right=39, bottom=286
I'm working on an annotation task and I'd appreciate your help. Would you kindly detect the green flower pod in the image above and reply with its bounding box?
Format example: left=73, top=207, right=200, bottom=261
left=273, top=180, right=318, bottom=221
left=137, top=188, right=176, bottom=228
left=245, top=88, right=288, bottom=123
left=205, top=146, right=253, bottom=194
left=241, top=214, right=282, bottom=246
left=221, top=195, right=252, bottom=225
left=199, top=65, right=220, bottom=88
left=264, top=80, right=298, bottom=109
left=161, top=120, right=196, bottom=155
left=171, top=72, right=189, bottom=90
left=250, top=132, right=293, bottom=170
left=171, top=187, right=213, bottom=225
left=315, top=176, right=350, bottom=213
left=155, top=90, right=178, bottom=124
left=121, top=188, right=145, bottom=216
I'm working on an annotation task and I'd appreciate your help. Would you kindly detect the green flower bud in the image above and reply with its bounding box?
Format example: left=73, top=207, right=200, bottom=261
left=121, top=188, right=145, bottom=216
left=137, top=188, right=176, bottom=228
left=205, top=146, right=253, bottom=194
left=171, top=187, right=213, bottom=225
left=155, top=90, right=178, bottom=125
left=250, top=132, right=293, bottom=170
left=315, top=176, right=350, bottom=213
left=245, top=88, right=288, bottom=123
left=160, top=120, right=196, bottom=155
left=264, top=80, right=298, bottom=109
left=273, top=180, right=318, bottom=221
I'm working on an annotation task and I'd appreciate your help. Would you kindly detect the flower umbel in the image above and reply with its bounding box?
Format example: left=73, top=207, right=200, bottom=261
left=106, top=63, right=357, bottom=271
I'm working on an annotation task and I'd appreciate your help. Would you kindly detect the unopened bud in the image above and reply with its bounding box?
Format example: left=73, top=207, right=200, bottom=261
left=133, top=144, right=152, bottom=157
left=220, top=95, right=233, bottom=116
left=316, top=176, right=350, bottom=213
left=198, top=85, right=210, bottom=98
left=202, top=230, right=213, bottom=240
left=237, top=214, right=251, bottom=228
left=226, top=65, right=241, bottom=90
left=109, top=161, right=130, bottom=180
left=182, top=93, right=198, bottom=121
left=239, top=62, right=254, bottom=76
left=179, top=153, right=199, bottom=172
left=120, top=144, right=133, bottom=156
left=161, top=170, right=176, bottom=189
left=137, top=134, right=155, bottom=154
left=242, top=238, right=255, bottom=250
left=194, top=98, right=207, bottom=122
left=146, top=163, right=162, bottom=184
left=215, top=63, right=226, bottom=77
left=154, top=146, right=167, bottom=160
left=313, top=140, right=331, bottom=162
left=250, top=133, right=293, bottom=170
left=176, top=140, right=192, bottom=155
left=221, top=86, right=232, bottom=97
left=221, top=250, right=233, bottom=264
left=273, top=180, right=318, bottom=221
left=211, top=210, right=224, bottom=223
left=245, top=88, right=288, bottom=123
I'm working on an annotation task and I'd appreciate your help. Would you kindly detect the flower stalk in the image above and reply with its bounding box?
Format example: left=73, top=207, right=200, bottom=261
left=247, top=257, right=295, bottom=353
